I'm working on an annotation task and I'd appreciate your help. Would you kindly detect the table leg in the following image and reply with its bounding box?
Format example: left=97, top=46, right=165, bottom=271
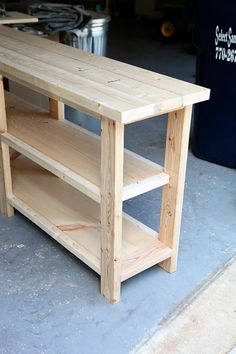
left=0, top=75, right=14, bottom=216
left=49, top=98, right=64, bottom=120
left=101, top=118, right=124, bottom=303
left=159, top=106, right=192, bottom=272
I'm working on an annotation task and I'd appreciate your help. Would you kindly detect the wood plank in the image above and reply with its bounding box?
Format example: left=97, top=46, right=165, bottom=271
left=8, top=194, right=100, bottom=274
left=122, top=242, right=172, bottom=281
left=123, top=173, right=169, bottom=200
left=0, top=12, right=38, bottom=25
left=159, top=106, right=192, bottom=272
left=49, top=98, right=65, bottom=120
left=10, top=156, right=171, bottom=282
left=0, top=76, right=7, bottom=133
left=0, top=26, right=210, bottom=123
left=0, top=75, right=13, bottom=216
left=0, top=76, right=6, bottom=214
left=0, top=150, right=6, bottom=214
left=0, top=40, right=156, bottom=122
left=0, top=30, right=182, bottom=109
left=2, top=132, right=101, bottom=202
left=0, top=24, right=210, bottom=106
left=1, top=142, right=14, bottom=211
left=100, top=118, right=124, bottom=303
left=4, top=92, right=169, bottom=202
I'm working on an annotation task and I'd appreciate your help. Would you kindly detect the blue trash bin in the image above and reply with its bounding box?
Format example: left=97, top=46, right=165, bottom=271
left=192, top=0, right=236, bottom=168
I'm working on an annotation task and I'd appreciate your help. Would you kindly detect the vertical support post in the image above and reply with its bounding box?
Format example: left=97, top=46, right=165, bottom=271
left=0, top=151, right=6, bottom=215
left=100, top=117, right=124, bottom=303
left=159, top=106, right=192, bottom=272
left=49, top=98, right=64, bottom=120
left=0, top=75, right=14, bottom=216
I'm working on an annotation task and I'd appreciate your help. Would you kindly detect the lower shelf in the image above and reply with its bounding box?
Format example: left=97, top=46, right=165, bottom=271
left=10, top=157, right=172, bottom=281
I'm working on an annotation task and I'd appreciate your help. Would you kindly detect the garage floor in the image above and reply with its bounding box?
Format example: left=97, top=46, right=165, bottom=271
left=1, top=18, right=236, bottom=354
left=136, top=257, right=236, bottom=354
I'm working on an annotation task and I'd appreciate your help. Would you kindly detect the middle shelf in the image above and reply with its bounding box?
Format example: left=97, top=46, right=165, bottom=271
left=4, top=92, right=169, bottom=203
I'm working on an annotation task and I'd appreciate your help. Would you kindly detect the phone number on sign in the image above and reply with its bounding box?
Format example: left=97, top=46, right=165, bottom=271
left=215, top=46, right=236, bottom=62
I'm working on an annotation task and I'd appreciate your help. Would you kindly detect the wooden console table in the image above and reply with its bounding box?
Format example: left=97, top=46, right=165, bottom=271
left=0, top=25, right=210, bottom=303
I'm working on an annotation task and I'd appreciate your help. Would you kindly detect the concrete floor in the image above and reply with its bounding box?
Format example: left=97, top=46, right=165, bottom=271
left=135, top=257, right=236, bottom=354
left=0, top=18, right=236, bottom=354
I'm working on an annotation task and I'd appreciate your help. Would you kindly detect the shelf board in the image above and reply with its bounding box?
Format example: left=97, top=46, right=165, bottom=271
left=4, top=92, right=169, bottom=202
left=10, top=157, right=172, bottom=281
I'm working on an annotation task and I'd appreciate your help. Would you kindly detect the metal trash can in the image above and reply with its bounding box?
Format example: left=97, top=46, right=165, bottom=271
left=61, top=12, right=110, bottom=56
left=61, top=12, right=110, bottom=134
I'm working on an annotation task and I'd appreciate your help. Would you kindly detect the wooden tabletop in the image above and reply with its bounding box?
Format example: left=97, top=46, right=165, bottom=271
left=0, top=11, right=38, bottom=25
left=0, top=25, right=210, bottom=123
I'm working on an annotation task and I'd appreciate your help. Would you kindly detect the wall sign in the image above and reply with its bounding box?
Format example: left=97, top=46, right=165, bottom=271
left=215, top=25, right=236, bottom=62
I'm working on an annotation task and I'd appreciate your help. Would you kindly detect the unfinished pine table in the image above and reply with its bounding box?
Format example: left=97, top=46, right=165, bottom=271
left=0, top=25, right=210, bottom=303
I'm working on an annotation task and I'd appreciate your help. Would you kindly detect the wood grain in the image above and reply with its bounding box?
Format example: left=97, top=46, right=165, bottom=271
left=4, top=92, right=169, bottom=202
left=0, top=25, right=210, bottom=123
left=9, top=156, right=171, bottom=282
left=100, top=118, right=124, bottom=303
left=49, top=98, right=64, bottom=120
left=0, top=75, right=13, bottom=216
left=159, top=106, right=192, bottom=272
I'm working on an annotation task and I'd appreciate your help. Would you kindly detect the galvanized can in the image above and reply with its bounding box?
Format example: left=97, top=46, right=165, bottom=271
left=60, top=12, right=110, bottom=56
